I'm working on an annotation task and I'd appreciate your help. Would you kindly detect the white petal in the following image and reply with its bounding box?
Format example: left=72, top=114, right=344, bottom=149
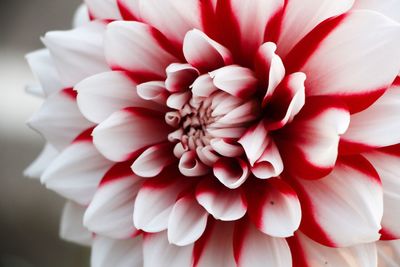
left=168, top=196, right=208, bottom=246
left=234, top=222, right=292, bottom=267
left=92, top=235, right=143, bottom=267
left=73, top=4, right=90, bottom=28
left=136, top=81, right=169, bottom=105
left=84, top=0, right=122, bottom=20
left=377, top=240, right=400, bottom=267
left=24, top=143, right=58, bottom=179
left=26, top=49, right=63, bottom=96
left=238, top=121, right=269, bottom=166
left=28, top=89, right=94, bottom=150
left=213, top=158, right=249, bottom=189
left=76, top=71, right=160, bottom=124
left=42, top=21, right=109, bottom=87
left=178, top=151, right=209, bottom=177
left=143, top=231, right=193, bottom=267
left=84, top=169, right=142, bottom=239
left=93, top=108, right=169, bottom=162
left=191, top=74, right=218, bottom=98
left=210, top=139, right=244, bottom=158
left=251, top=140, right=283, bottom=179
left=196, top=179, right=247, bottom=221
left=41, top=140, right=113, bottom=205
left=60, top=201, right=92, bottom=246
left=353, top=0, right=400, bottom=23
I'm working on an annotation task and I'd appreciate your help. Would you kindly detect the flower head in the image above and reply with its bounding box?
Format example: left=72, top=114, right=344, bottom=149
left=26, top=0, right=400, bottom=266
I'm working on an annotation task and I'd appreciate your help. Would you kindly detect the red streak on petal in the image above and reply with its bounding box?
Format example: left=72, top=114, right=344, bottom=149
left=333, top=87, right=386, bottom=114
left=99, top=161, right=134, bottom=186
left=193, top=219, right=215, bottom=267
left=62, top=87, right=77, bottom=100
left=263, top=0, right=288, bottom=44
left=111, top=65, right=165, bottom=84
left=72, top=127, right=95, bottom=143
left=150, top=27, right=184, bottom=61
left=286, top=236, right=309, bottom=267
left=284, top=14, right=347, bottom=73
left=339, top=155, right=381, bottom=184
left=232, top=218, right=248, bottom=264
left=339, top=139, right=375, bottom=155
left=377, top=144, right=400, bottom=157
left=117, top=0, right=140, bottom=21
left=393, top=76, right=400, bottom=86
left=380, top=228, right=398, bottom=241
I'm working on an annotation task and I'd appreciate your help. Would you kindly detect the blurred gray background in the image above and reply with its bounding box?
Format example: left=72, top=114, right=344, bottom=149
left=0, top=1, right=90, bottom=266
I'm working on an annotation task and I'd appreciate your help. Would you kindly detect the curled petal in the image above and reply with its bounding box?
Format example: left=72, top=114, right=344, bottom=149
left=166, top=91, right=191, bottom=110
left=196, top=178, right=247, bottom=221
left=136, top=81, right=169, bottom=105
left=239, top=121, right=269, bottom=166
left=191, top=74, right=218, bottom=97
left=183, top=29, right=233, bottom=72
left=213, top=157, right=249, bottom=189
left=179, top=151, right=209, bottom=177
left=210, top=139, right=244, bottom=158
left=165, top=63, right=199, bottom=93
left=251, top=140, right=283, bottom=179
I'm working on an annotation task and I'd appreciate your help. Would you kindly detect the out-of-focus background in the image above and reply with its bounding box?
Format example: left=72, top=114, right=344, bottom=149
left=0, top=1, right=90, bottom=266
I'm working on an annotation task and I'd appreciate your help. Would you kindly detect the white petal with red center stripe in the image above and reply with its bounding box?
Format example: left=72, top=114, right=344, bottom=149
left=132, top=143, right=175, bottom=178
left=143, top=231, right=194, bottom=267
left=276, top=0, right=354, bottom=58
left=292, top=156, right=383, bottom=247
left=363, top=147, right=400, bottom=239
left=117, top=0, right=141, bottom=21
left=92, top=235, right=143, bottom=267
left=41, top=141, right=113, bottom=205
left=93, top=107, right=169, bottom=162
left=290, top=232, right=377, bottom=267
left=104, top=21, right=177, bottom=80
left=133, top=174, right=191, bottom=233
left=183, top=29, right=233, bottom=72
left=42, top=21, right=109, bottom=87
left=213, top=157, right=249, bottom=189
left=168, top=196, right=208, bottom=246
left=26, top=49, right=63, bottom=96
left=85, top=0, right=122, bottom=20
left=211, top=65, right=258, bottom=99
left=193, top=220, right=236, bottom=267
left=286, top=11, right=400, bottom=112
left=234, top=221, right=292, bottom=267
left=251, top=140, right=283, bottom=179
left=138, top=0, right=203, bottom=47
left=28, top=89, right=94, bottom=150
left=165, top=63, right=199, bottom=93
left=276, top=96, right=350, bottom=179
left=84, top=165, right=142, bottom=239
left=76, top=71, right=162, bottom=124
left=341, top=86, right=400, bottom=150
left=239, top=121, right=269, bottom=166
left=60, top=201, right=92, bottom=246
left=196, top=178, right=247, bottom=221
left=247, top=178, right=301, bottom=238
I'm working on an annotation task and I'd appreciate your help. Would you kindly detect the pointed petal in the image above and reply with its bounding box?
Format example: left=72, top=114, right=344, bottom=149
left=28, top=89, right=94, bottom=150
left=234, top=221, right=292, bottom=267
left=104, top=21, right=177, bottom=82
left=183, top=29, right=233, bottom=72
left=290, top=156, right=383, bottom=247
left=41, top=140, right=113, bottom=205
left=143, top=231, right=194, bottom=267
left=196, top=178, right=247, bottom=221
left=42, top=21, right=109, bottom=87
left=84, top=0, right=122, bottom=20
left=277, top=96, right=350, bottom=179
left=84, top=163, right=142, bottom=239
left=60, top=201, right=92, bottom=246
left=93, top=107, right=169, bottom=162
left=92, top=235, right=143, bottom=267
left=24, top=143, right=58, bottom=179
left=168, top=195, right=208, bottom=246
left=247, top=178, right=301, bottom=238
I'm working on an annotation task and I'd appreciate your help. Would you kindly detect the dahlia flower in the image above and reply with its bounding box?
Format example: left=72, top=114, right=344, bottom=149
left=25, top=0, right=400, bottom=266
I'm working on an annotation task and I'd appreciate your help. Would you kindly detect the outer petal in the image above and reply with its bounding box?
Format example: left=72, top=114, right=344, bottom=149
left=341, top=86, right=400, bottom=151
left=353, top=0, right=400, bottom=23
left=285, top=11, right=400, bottom=112
left=117, top=0, right=141, bottom=21
left=42, top=21, right=109, bottom=87
left=196, top=178, right=247, bottom=221
left=276, top=96, right=350, bottom=179
left=26, top=49, right=63, bottom=96
left=276, top=0, right=354, bottom=57
left=143, top=231, right=194, bottom=267
left=290, top=156, right=383, bottom=247
left=138, top=0, right=203, bottom=47
left=247, top=178, right=301, bottom=238
left=133, top=172, right=192, bottom=233
left=60, top=201, right=92, bottom=246
left=92, top=235, right=143, bottom=267
left=364, top=147, right=400, bottom=239
left=84, top=163, right=142, bottom=239
left=377, top=240, right=400, bottom=267
left=41, top=139, right=113, bottom=205
left=73, top=4, right=90, bottom=28
left=289, top=232, right=378, bottom=267
left=28, top=89, right=94, bottom=150
left=76, top=71, right=162, bottom=124
left=93, top=107, right=169, bottom=162
left=168, top=195, right=208, bottom=246
left=85, top=0, right=122, bottom=20
left=24, top=143, right=58, bottom=179
left=234, top=221, right=292, bottom=267
left=104, top=21, right=177, bottom=82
